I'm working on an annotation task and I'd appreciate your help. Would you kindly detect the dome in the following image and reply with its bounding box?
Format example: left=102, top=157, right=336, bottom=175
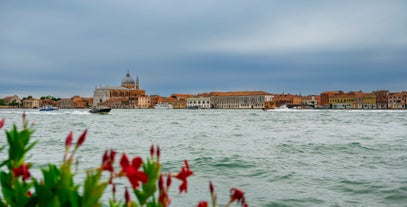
left=121, top=72, right=135, bottom=85
left=121, top=72, right=135, bottom=89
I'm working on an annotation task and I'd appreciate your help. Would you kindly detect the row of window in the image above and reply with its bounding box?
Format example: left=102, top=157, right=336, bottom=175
left=188, top=101, right=210, bottom=104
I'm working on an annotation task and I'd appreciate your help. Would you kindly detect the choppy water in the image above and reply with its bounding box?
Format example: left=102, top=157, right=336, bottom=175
left=0, top=109, right=406, bottom=206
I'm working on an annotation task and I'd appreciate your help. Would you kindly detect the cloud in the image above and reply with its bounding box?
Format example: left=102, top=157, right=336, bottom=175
left=199, top=1, right=407, bottom=54
left=0, top=0, right=406, bottom=98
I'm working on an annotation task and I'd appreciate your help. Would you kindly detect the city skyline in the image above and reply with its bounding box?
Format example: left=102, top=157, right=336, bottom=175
left=1, top=0, right=406, bottom=98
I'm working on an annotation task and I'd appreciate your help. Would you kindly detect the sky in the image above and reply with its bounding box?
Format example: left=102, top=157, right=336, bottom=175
left=1, top=0, right=406, bottom=98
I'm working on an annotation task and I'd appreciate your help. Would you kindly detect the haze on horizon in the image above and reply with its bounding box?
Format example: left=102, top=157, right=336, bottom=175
left=1, top=0, right=406, bottom=98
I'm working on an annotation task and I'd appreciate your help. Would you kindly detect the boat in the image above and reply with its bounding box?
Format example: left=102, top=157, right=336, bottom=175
left=39, top=105, right=59, bottom=111
left=262, top=104, right=290, bottom=111
left=89, top=106, right=111, bottom=115
left=154, top=103, right=173, bottom=109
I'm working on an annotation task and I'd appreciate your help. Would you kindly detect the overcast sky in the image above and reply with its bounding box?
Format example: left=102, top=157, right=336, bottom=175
left=1, top=0, right=406, bottom=98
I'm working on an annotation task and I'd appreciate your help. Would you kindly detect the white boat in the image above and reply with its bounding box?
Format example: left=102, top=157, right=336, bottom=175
left=262, top=104, right=290, bottom=111
left=154, top=103, right=173, bottom=109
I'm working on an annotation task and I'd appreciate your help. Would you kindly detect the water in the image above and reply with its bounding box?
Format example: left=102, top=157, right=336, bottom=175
left=0, top=109, right=406, bottom=206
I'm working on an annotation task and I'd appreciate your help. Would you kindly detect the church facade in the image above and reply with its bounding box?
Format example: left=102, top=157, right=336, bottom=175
left=93, top=72, right=151, bottom=109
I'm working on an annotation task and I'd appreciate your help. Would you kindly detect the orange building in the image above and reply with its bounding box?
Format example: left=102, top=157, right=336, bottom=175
left=374, top=90, right=389, bottom=109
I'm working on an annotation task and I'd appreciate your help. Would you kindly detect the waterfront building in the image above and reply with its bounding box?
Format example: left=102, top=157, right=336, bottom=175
left=363, top=93, right=376, bottom=109
left=273, top=94, right=302, bottom=108
left=150, top=95, right=164, bottom=108
left=209, top=91, right=272, bottom=109
left=320, top=91, right=342, bottom=108
left=162, top=94, right=194, bottom=109
left=388, top=92, right=407, bottom=109
left=374, top=90, right=389, bottom=109
left=93, top=72, right=150, bottom=109
left=22, top=98, right=40, bottom=109
left=186, top=96, right=211, bottom=109
left=350, top=91, right=376, bottom=109
left=40, top=99, right=60, bottom=108
left=60, top=98, right=74, bottom=109
left=301, top=96, right=319, bottom=109
left=3, top=95, right=21, bottom=106
left=329, top=93, right=354, bottom=109
left=321, top=91, right=358, bottom=109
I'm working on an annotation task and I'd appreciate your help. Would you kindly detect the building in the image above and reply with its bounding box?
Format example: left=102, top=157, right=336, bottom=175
left=388, top=92, right=407, bottom=109
left=272, top=94, right=302, bottom=108
left=320, top=91, right=342, bottom=108
left=93, top=72, right=150, bottom=109
left=301, top=96, right=319, bottom=109
left=162, top=94, right=194, bottom=109
left=209, top=91, right=273, bottom=109
left=186, top=96, right=211, bottom=109
left=60, top=98, right=74, bottom=109
left=374, top=90, right=389, bottom=109
left=22, top=98, right=40, bottom=109
left=352, top=91, right=376, bottom=109
left=3, top=95, right=21, bottom=107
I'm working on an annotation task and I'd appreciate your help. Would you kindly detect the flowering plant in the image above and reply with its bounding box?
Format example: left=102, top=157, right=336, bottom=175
left=0, top=115, right=248, bottom=207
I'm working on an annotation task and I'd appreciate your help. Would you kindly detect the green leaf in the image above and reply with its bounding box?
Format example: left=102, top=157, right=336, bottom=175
left=82, top=170, right=108, bottom=207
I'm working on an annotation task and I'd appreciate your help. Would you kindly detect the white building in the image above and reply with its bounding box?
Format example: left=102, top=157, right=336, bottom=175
left=209, top=91, right=273, bottom=109
left=186, top=97, right=211, bottom=109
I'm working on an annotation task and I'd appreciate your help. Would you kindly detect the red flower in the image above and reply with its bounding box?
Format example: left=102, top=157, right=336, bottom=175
left=12, top=163, right=31, bottom=181
left=102, top=149, right=117, bottom=172
left=196, top=201, right=208, bottom=207
left=230, top=187, right=247, bottom=206
left=0, top=118, right=5, bottom=129
left=175, top=160, right=193, bottom=193
left=120, top=153, right=148, bottom=189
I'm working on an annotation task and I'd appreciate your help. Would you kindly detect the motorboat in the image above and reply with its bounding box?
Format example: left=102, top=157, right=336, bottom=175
left=39, top=105, right=59, bottom=111
left=89, top=106, right=111, bottom=115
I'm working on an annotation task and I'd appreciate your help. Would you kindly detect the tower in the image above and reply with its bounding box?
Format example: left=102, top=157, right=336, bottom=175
left=136, top=75, right=140, bottom=90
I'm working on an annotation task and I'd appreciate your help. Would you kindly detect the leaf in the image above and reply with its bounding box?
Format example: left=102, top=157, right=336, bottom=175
left=82, top=171, right=108, bottom=207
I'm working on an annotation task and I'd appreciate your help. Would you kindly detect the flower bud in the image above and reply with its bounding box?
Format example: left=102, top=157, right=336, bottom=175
left=166, top=174, right=172, bottom=189
left=159, top=175, right=164, bottom=191
left=76, top=129, right=87, bottom=148
left=0, top=118, right=5, bottom=129
left=157, top=145, right=161, bottom=159
left=65, top=131, right=73, bottom=149
left=125, top=187, right=131, bottom=204
left=150, top=144, right=155, bottom=158
left=209, top=181, right=215, bottom=194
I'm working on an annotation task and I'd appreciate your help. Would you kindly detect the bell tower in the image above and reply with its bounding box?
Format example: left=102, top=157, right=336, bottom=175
left=136, top=75, right=140, bottom=90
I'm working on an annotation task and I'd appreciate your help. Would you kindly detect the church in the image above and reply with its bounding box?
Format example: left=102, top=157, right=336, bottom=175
left=93, top=72, right=151, bottom=108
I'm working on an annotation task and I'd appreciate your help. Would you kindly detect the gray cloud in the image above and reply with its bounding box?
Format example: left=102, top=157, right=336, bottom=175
left=1, top=0, right=406, bottom=98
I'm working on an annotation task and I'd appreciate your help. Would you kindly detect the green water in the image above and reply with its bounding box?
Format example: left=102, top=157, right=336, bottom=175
left=0, top=109, right=406, bottom=206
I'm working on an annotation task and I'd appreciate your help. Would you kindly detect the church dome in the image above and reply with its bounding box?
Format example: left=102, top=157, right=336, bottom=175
left=121, top=72, right=135, bottom=88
